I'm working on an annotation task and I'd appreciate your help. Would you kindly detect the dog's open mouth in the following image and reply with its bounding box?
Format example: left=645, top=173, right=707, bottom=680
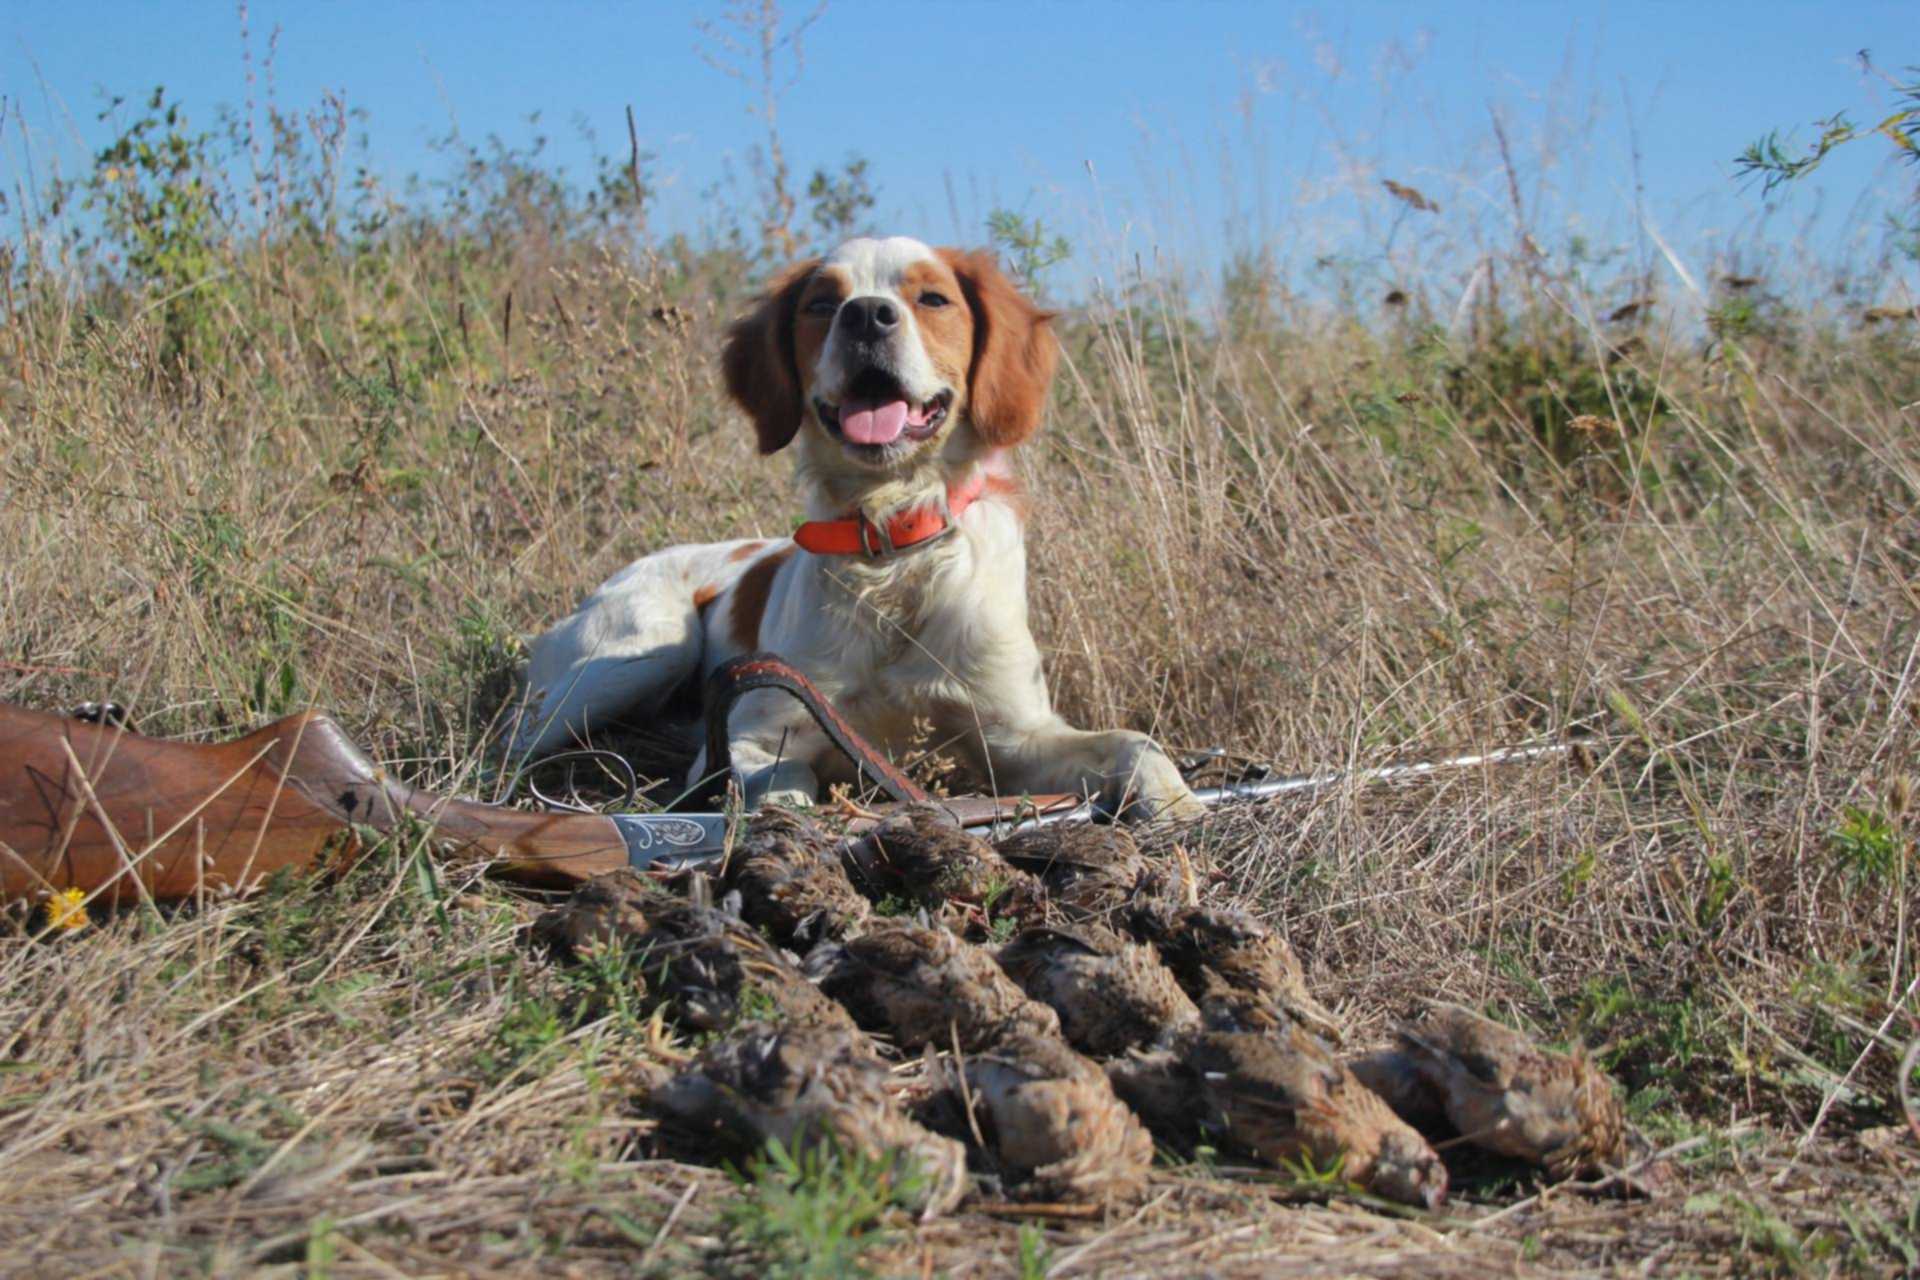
left=814, top=369, right=951, bottom=448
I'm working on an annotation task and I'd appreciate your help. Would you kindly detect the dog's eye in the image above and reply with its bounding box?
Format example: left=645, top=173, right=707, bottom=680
left=918, top=291, right=950, bottom=308
left=803, top=297, right=839, bottom=317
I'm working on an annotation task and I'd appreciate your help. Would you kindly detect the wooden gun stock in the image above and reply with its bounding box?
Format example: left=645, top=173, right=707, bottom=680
left=0, top=704, right=634, bottom=904
left=0, top=703, right=1085, bottom=906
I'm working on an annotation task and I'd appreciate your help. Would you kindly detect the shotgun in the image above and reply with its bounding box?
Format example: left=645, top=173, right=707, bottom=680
left=0, top=654, right=1572, bottom=906
left=0, top=700, right=1086, bottom=906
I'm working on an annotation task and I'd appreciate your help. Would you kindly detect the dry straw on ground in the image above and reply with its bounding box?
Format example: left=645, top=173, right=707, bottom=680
left=2, top=93, right=1918, bottom=1275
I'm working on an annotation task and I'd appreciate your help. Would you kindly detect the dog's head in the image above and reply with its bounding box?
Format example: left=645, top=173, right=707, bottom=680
left=722, top=237, right=1058, bottom=472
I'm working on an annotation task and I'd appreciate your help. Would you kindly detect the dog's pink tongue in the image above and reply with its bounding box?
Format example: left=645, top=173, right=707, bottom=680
left=840, top=399, right=909, bottom=445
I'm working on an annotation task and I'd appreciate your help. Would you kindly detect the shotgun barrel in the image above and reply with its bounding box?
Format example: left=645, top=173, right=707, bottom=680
left=994, top=742, right=1575, bottom=831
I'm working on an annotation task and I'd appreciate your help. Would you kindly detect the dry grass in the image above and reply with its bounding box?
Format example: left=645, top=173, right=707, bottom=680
left=2, top=97, right=1919, bottom=1275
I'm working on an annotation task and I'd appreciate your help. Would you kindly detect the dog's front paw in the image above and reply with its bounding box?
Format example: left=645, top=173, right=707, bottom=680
left=1138, top=783, right=1208, bottom=823
left=1101, top=739, right=1206, bottom=824
left=734, top=759, right=822, bottom=813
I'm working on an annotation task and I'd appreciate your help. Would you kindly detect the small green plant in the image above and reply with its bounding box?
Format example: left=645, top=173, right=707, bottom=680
left=1788, top=957, right=1883, bottom=1091
left=470, top=983, right=573, bottom=1084
left=1577, top=974, right=1636, bottom=1037
left=731, top=979, right=781, bottom=1029
left=250, top=866, right=337, bottom=974
left=72, top=87, right=234, bottom=373
left=1017, top=1223, right=1053, bottom=1279
left=1651, top=995, right=1713, bottom=1076
left=986, top=209, right=1071, bottom=294
left=1830, top=806, right=1903, bottom=883
left=1707, top=293, right=1758, bottom=339
left=1569, top=974, right=1736, bottom=1109
left=305, top=1214, right=339, bottom=1278
left=1696, top=854, right=1738, bottom=931
left=1561, top=848, right=1598, bottom=902
left=721, top=1137, right=925, bottom=1280
left=557, top=939, right=647, bottom=1033
left=1685, top=1191, right=1818, bottom=1273
left=807, top=155, right=877, bottom=244
left=443, top=602, right=526, bottom=732
left=1277, top=1147, right=1350, bottom=1195
left=1836, top=1199, right=1920, bottom=1273
left=979, top=873, right=1021, bottom=939
left=167, top=1113, right=278, bottom=1193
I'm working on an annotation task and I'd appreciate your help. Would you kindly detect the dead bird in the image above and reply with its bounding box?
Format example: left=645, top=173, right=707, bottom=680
left=995, top=922, right=1199, bottom=1057
left=1108, top=1026, right=1447, bottom=1210
left=536, top=872, right=853, bottom=1032
left=530, top=867, right=660, bottom=958
left=994, top=823, right=1149, bottom=920
left=1346, top=1047, right=1447, bottom=1131
left=1389, top=1005, right=1628, bottom=1181
left=857, top=806, right=1042, bottom=918
left=806, top=921, right=1060, bottom=1053
left=654, top=1022, right=969, bottom=1216
left=728, top=807, right=871, bottom=948
left=1125, top=902, right=1344, bottom=1045
left=637, top=896, right=858, bottom=1032
left=1195, top=967, right=1331, bottom=1041
left=951, top=1030, right=1155, bottom=1204
left=1352, top=1040, right=1674, bottom=1198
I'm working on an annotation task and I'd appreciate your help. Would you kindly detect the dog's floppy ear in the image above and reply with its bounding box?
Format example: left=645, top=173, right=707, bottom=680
left=939, top=248, right=1060, bottom=448
left=722, top=258, right=821, bottom=455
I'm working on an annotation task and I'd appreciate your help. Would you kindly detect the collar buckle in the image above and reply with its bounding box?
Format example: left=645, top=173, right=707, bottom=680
left=858, top=485, right=957, bottom=558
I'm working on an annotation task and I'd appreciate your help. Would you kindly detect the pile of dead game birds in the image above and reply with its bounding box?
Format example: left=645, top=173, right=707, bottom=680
left=533, top=808, right=1662, bottom=1217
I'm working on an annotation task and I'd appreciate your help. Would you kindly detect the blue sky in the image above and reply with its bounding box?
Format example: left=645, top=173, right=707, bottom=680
left=4, top=2, right=1916, bottom=296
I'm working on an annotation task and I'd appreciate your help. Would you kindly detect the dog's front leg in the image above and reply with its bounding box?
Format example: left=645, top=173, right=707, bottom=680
left=690, top=686, right=825, bottom=810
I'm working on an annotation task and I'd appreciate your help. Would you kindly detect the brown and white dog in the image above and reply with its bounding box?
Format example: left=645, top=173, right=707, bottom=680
left=514, top=236, right=1199, bottom=819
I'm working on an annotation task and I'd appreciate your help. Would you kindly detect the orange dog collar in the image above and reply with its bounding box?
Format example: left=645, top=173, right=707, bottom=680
left=793, top=471, right=987, bottom=557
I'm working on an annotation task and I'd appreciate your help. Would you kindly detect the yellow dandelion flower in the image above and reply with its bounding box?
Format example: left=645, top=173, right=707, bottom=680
left=44, top=888, right=90, bottom=933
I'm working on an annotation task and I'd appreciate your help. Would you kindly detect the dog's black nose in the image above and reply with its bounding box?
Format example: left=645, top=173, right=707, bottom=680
left=839, top=296, right=900, bottom=339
